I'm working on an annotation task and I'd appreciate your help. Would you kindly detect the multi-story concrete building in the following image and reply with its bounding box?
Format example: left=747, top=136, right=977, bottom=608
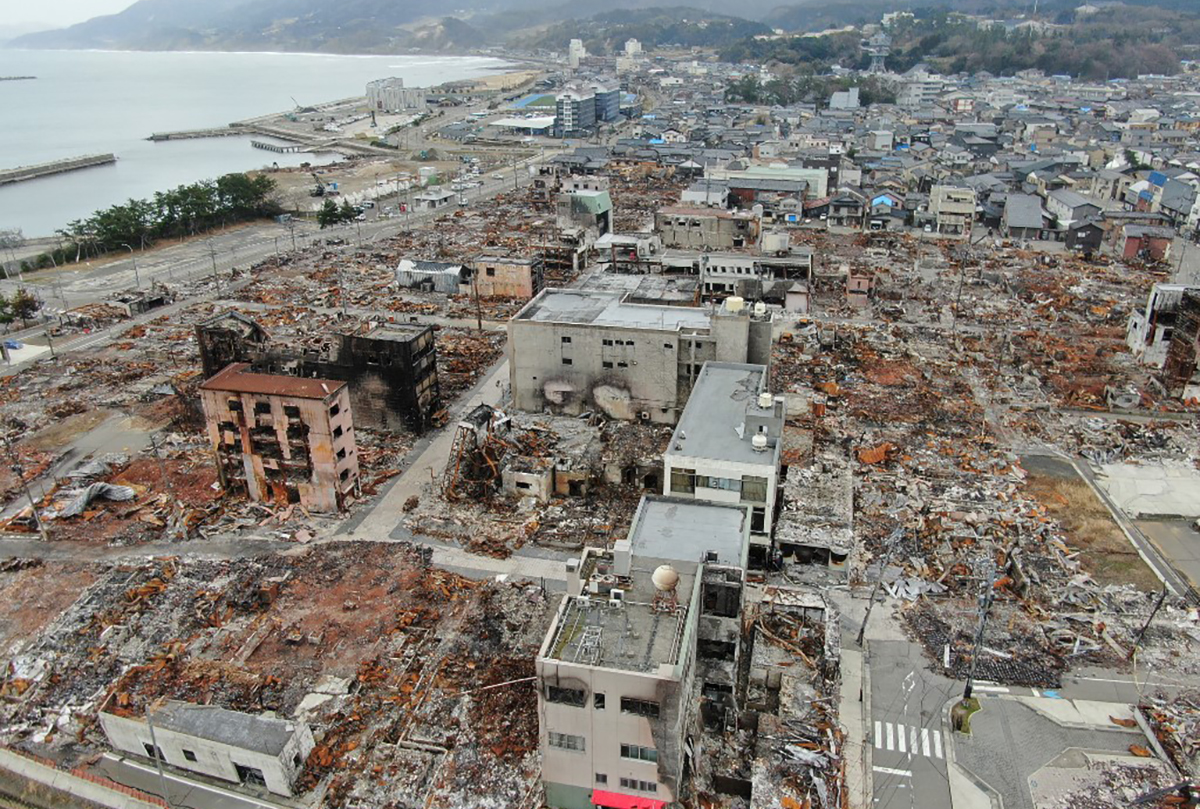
left=654, top=206, right=760, bottom=250
left=470, top=255, right=545, bottom=299
left=662, top=362, right=784, bottom=561
left=929, top=185, right=976, bottom=236
left=366, top=77, right=427, bottom=112
left=200, top=363, right=360, bottom=513
left=508, top=290, right=772, bottom=424
left=568, top=38, right=587, bottom=69
left=537, top=495, right=750, bottom=809
left=557, top=88, right=597, bottom=137
left=100, top=702, right=314, bottom=797
left=197, top=313, right=441, bottom=433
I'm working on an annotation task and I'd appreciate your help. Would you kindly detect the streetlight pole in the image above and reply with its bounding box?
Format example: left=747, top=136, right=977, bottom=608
left=207, top=240, right=221, bottom=297
left=2, top=432, right=48, bottom=542
left=122, top=244, right=141, bottom=289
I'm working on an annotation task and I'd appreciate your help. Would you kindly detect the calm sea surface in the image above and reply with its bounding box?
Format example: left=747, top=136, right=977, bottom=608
left=0, top=49, right=510, bottom=236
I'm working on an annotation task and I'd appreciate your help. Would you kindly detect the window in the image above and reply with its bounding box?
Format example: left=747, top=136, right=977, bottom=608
left=336, top=447, right=347, bottom=461
left=182, top=749, right=197, bottom=762
left=549, top=732, right=585, bottom=752
left=698, top=476, right=740, bottom=493
left=227, top=399, right=243, bottom=412
left=486, top=267, right=496, bottom=276
left=602, top=339, right=613, bottom=346
left=594, top=693, right=606, bottom=710
left=596, top=774, right=608, bottom=785
left=664, top=343, right=673, bottom=349
left=751, top=506, right=766, bottom=534
left=561, top=336, right=572, bottom=343
left=602, top=361, right=613, bottom=369
left=283, top=405, right=301, bottom=419
left=293, top=754, right=302, bottom=768
left=143, top=743, right=163, bottom=760
left=620, top=697, right=660, bottom=718
left=329, top=403, right=340, bottom=417
left=670, top=467, right=695, bottom=495
left=546, top=685, right=586, bottom=707
left=516, top=481, right=531, bottom=490
left=620, top=778, right=658, bottom=793
left=333, top=425, right=343, bottom=439
left=741, top=475, right=768, bottom=503
left=617, top=362, right=628, bottom=368
left=562, top=357, right=573, bottom=366
left=620, top=743, right=657, bottom=763
left=254, top=401, right=271, bottom=415
left=340, top=469, right=351, bottom=482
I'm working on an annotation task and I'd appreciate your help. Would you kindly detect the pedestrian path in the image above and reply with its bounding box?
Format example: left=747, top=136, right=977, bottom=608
left=873, top=721, right=944, bottom=759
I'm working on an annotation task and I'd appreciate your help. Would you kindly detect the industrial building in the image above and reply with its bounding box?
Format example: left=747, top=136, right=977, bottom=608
left=507, top=290, right=772, bottom=424
left=366, top=77, right=427, bottom=112
left=199, top=363, right=360, bottom=513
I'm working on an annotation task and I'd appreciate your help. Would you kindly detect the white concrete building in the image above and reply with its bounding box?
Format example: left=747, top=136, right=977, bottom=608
left=1127, top=284, right=1200, bottom=368
left=366, top=77, right=427, bottom=112
left=568, top=38, right=587, bottom=69
left=929, top=185, right=976, bottom=236
left=100, top=702, right=314, bottom=797
left=662, top=362, right=784, bottom=561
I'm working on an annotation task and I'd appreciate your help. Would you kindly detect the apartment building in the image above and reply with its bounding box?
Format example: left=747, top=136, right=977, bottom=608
left=662, top=362, right=784, bottom=563
left=538, top=496, right=750, bottom=809
left=200, top=363, right=360, bottom=513
left=366, top=77, right=427, bottom=112
left=508, top=290, right=772, bottom=424
left=654, top=206, right=760, bottom=250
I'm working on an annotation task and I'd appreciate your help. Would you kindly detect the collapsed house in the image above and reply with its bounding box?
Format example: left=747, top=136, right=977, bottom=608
left=197, top=311, right=441, bottom=432
left=99, top=701, right=315, bottom=797
left=200, top=363, right=360, bottom=513
left=508, top=290, right=772, bottom=424
left=774, top=451, right=854, bottom=571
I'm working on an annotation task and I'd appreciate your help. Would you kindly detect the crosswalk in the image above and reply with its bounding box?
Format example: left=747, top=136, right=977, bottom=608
left=873, top=721, right=944, bottom=759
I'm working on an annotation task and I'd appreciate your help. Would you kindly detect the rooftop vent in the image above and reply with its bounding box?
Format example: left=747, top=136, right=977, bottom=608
left=752, top=433, right=769, bottom=452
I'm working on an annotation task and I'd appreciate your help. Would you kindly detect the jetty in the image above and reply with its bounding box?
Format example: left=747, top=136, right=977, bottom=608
left=0, top=76, right=36, bottom=82
left=251, top=140, right=306, bottom=154
left=148, top=125, right=250, bottom=141
left=0, top=154, right=117, bottom=186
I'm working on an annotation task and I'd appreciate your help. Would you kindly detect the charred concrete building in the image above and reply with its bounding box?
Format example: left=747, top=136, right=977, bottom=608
left=1162, top=288, right=1200, bottom=401
left=200, top=363, right=360, bottom=513
left=197, top=311, right=441, bottom=432
left=508, top=290, right=773, bottom=425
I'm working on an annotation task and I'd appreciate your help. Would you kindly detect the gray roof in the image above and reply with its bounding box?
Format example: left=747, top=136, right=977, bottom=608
left=513, top=289, right=710, bottom=332
left=1048, top=188, right=1100, bottom=211
left=1004, top=194, right=1046, bottom=229
left=666, top=362, right=778, bottom=468
left=151, top=701, right=299, bottom=756
left=629, top=496, right=747, bottom=568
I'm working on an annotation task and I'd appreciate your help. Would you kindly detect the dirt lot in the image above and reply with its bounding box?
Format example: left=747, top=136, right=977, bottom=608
left=1024, top=473, right=1160, bottom=591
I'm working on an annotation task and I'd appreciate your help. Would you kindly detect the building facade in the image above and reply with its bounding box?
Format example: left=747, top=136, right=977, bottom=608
left=366, top=77, right=427, bottom=112
left=508, top=291, right=772, bottom=424
left=929, top=185, right=976, bottom=236
left=200, top=363, right=360, bottom=513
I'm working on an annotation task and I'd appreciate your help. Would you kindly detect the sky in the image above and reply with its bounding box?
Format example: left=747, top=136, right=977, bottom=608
left=0, top=0, right=132, bottom=28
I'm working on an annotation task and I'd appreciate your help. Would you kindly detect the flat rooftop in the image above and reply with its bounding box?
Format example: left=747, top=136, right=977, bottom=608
left=546, top=565, right=692, bottom=674
left=514, top=289, right=711, bottom=331
left=200, top=363, right=345, bottom=400
left=666, top=362, right=778, bottom=466
left=630, top=495, right=747, bottom=568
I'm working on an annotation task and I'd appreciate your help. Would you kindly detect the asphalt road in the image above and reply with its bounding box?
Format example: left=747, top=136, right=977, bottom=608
left=868, top=640, right=957, bottom=809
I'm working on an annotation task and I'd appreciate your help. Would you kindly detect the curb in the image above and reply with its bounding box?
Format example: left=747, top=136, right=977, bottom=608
left=861, top=638, right=872, bottom=809
left=942, top=696, right=1005, bottom=809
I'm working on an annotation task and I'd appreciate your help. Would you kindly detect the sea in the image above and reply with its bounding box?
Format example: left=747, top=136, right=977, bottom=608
left=0, top=49, right=511, bottom=237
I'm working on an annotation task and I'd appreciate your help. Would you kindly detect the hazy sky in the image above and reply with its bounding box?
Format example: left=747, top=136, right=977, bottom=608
left=1, top=0, right=132, bottom=27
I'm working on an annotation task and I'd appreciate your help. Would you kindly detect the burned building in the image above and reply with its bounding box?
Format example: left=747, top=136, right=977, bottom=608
left=200, top=363, right=360, bottom=513
left=197, top=312, right=441, bottom=432
left=1162, top=288, right=1200, bottom=401
left=508, top=290, right=773, bottom=425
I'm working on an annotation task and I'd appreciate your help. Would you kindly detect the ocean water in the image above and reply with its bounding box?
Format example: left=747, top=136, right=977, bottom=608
left=0, top=49, right=510, bottom=236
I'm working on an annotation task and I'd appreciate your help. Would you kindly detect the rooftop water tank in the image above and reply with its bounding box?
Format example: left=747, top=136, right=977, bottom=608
left=752, top=433, right=769, bottom=452
left=652, top=565, right=680, bottom=592
left=726, top=296, right=745, bottom=313
left=758, top=392, right=773, bottom=409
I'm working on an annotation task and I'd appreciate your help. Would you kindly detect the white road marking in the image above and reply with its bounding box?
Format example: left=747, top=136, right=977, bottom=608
left=910, top=727, right=918, bottom=754
left=897, top=723, right=906, bottom=753
left=886, top=722, right=894, bottom=750
left=972, top=685, right=1010, bottom=693
left=874, top=766, right=913, bottom=777
left=933, top=729, right=943, bottom=759
left=874, top=723, right=944, bottom=760
left=875, top=720, right=882, bottom=745
left=921, top=727, right=931, bottom=756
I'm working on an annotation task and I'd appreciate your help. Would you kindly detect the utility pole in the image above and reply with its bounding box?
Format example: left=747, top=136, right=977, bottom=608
left=1128, top=586, right=1169, bottom=660
left=144, top=704, right=175, bottom=808
left=2, top=432, right=47, bottom=541
left=962, top=562, right=997, bottom=704
left=472, top=267, right=483, bottom=332
left=336, top=262, right=348, bottom=317
left=122, top=244, right=141, bottom=289
left=44, top=327, right=55, bottom=359
left=207, top=241, right=221, bottom=297
left=857, top=526, right=903, bottom=647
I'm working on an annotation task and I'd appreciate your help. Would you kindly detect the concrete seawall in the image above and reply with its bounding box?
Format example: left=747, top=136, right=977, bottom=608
left=0, top=154, right=117, bottom=186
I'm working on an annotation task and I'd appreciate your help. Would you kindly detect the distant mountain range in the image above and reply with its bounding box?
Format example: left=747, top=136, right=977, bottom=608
left=7, top=0, right=1198, bottom=53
